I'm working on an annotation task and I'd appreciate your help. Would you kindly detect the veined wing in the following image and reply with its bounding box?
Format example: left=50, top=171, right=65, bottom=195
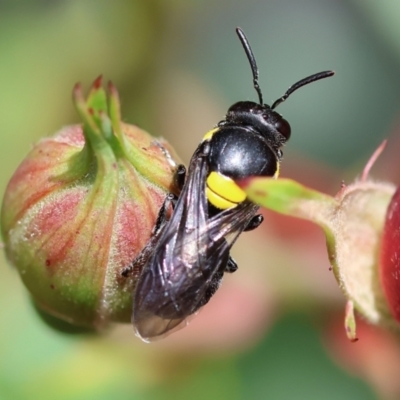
left=133, top=142, right=258, bottom=341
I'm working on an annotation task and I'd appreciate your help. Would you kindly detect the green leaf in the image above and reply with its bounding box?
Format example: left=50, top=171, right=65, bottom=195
left=240, top=177, right=337, bottom=230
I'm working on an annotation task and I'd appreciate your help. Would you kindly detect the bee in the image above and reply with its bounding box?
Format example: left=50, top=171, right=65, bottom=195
left=123, top=28, right=334, bottom=342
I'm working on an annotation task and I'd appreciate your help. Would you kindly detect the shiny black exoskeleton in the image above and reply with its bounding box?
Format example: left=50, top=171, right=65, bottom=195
left=208, top=101, right=290, bottom=180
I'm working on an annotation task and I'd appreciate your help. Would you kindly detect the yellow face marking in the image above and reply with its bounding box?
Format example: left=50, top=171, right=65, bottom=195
left=202, top=128, right=219, bottom=142
left=206, top=172, right=247, bottom=209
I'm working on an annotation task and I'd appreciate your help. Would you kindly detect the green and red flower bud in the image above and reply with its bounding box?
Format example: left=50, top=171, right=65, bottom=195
left=1, top=77, right=180, bottom=328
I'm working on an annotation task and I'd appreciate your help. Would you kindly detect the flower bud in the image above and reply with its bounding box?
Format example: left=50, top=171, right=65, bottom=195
left=379, top=185, right=400, bottom=325
left=1, top=77, right=180, bottom=328
left=240, top=141, right=400, bottom=340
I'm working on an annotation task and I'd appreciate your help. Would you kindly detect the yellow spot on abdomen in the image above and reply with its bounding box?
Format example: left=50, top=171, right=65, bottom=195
left=206, top=172, right=247, bottom=209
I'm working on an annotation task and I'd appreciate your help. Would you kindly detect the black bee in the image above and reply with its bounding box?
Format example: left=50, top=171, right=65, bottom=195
left=124, top=28, right=334, bottom=341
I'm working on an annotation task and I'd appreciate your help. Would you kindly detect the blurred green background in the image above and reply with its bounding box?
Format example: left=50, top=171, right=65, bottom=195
left=2, top=1, right=400, bottom=399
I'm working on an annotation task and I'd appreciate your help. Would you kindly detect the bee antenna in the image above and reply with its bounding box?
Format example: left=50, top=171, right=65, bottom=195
left=271, top=70, right=335, bottom=110
left=236, top=27, right=263, bottom=105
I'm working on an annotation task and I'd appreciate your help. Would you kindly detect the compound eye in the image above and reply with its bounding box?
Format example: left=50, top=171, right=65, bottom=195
left=275, top=118, right=291, bottom=140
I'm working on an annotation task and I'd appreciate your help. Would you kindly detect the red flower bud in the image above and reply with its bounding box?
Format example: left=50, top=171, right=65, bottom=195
left=380, top=185, right=400, bottom=324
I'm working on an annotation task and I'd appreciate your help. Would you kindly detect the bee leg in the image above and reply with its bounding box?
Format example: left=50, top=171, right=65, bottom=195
left=244, top=214, right=263, bottom=232
left=197, top=270, right=224, bottom=309
left=121, top=242, right=155, bottom=278
left=153, top=193, right=175, bottom=234
left=196, top=253, right=238, bottom=310
left=225, top=256, right=238, bottom=273
left=121, top=193, right=175, bottom=277
left=174, top=164, right=186, bottom=190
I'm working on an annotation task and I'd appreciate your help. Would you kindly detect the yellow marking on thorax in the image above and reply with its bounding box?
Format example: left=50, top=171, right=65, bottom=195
left=202, top=128, right=219, bottom=142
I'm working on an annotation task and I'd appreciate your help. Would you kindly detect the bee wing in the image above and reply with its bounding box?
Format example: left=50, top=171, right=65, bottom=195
left=133, top=144, right=258, bottom=341
left=132, top=144, right=209, bottom=340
